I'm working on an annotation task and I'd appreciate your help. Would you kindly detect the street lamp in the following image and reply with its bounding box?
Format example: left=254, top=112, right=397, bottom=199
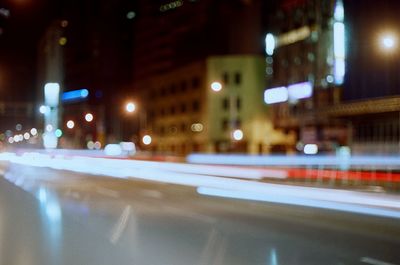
left=210, top=81, right=222, bottom=92
left=125, top=102, right=136, bottom=113
left=39, top=105, right=50, bottom=114
left=379, top=32, right=398, bottom=53
left=85, top=113, right=94, bottom=122
left=66, top=120, right=75, bottom=129
left=142, top=134, right=152, bottom=145
left=232, top=129, right=243, bottom=141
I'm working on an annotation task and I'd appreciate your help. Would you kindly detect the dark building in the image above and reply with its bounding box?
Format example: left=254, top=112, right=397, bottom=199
left=263, top=0, right=344, bottom=153
left=37, top=0, right=137, bottom=147
left=132, top=0, right=263, bottom=82
left=263, top=0, right=400, bottom=154
left=343, top=0, right=400, bottom=100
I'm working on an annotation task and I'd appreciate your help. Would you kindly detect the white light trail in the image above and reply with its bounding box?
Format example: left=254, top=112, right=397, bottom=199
left=1, top=151, right=400, bottom=219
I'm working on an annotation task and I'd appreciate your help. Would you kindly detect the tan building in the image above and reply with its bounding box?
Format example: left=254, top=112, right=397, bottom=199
left=138, top=55, right=287, bottom=155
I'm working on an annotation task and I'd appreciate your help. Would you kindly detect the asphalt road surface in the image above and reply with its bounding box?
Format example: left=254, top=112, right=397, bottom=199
left=1, top=162, right=400, bottom=265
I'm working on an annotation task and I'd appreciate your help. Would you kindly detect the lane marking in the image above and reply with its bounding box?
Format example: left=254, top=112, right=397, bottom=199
left=110, top=205, right=131, bottom=244
left=361, top=257, right=398, bottom=265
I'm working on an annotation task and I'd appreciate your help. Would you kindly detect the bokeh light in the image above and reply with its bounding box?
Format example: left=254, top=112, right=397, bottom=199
left=211, top=81, right=222, bottom=92
left=66, top=120, right=75, bottom=129
left=125, top=102, right=136, bottom=113
left=85, top=113, right=94, bottom=122
left=232, top=129, right=243, bottom=141
left=142, top=135, right=152, bottom=145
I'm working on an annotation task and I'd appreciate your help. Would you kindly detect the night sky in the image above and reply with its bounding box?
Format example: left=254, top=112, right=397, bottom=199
left=0, top=0, right=62, bottom=102
left=1, top=0, right=400, bottom=103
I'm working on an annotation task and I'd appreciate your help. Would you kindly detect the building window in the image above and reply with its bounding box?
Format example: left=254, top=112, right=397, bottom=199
left=149, top=110, right=155, bottom=120
left=180, top=123, right=186, bottom=132
left=180, top=81, right=187, bottom=92
left=150, top=89, right=156, bottom=99
left=236, top=97, right=241, bottom=110
left=161, top=87, right=167, bottom=96
left=234, top=72, right=242, bottom=85
left=222, top=119, right=229, bottom=131
left=234, top=119, right=242, bottom=128
left=192, top=100, right=200, bottom=112
left=180, top=103, right=187, bottom=113
left=222, top=98, right=229, bottom=110
left=160, top=126, right=165, bottom=135
left=169, top=84, right=176, bottom=95
left=192, top=77, right=200, bottom=89
left=223, top=72, right=229, bottom=84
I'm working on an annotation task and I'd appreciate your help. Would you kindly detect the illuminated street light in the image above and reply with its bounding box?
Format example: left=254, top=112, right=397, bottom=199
left=30, top=128, right=37, bottom=136
left=66, top=120, right=75, bottom=129
left=39, top=105, right=49, bottom=114
left=85, top=113, right=94, bottom=122
left=23, top=132, right=30, bottom=140
left=232, top=129, right=244, bottom=141
left=379, top=33, right=397, bottom=52
left=211, top=81, right=222, bottom=92
left=142, top=135, right=152, bottom=145
left=125, top=102, right=136, bottom=113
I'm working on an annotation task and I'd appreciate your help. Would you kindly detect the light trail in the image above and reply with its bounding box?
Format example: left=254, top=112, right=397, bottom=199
left=1, top=151, right=400, bottom=219
left=187, top=154, right=400, bottom=167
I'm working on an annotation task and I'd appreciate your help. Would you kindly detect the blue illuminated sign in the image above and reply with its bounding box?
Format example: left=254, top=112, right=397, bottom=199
left=62, top=89, right=89, bottom=102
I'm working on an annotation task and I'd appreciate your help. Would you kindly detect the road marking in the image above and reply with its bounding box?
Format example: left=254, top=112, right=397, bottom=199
left=361, top=257, right=398, bottom=265
left=110, top=205, right=131, bottom=244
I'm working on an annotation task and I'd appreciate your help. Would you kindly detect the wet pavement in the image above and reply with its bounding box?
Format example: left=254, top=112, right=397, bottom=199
left=1, top=162, right=400, bottom=265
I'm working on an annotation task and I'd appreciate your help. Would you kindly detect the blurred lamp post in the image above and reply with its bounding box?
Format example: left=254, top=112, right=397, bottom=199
left=121, top=101, right=137, bottom=142
left=211, top=81, right=222, bottom=92
left=66, top=120, right=75, bottom=129
left=125, top=102, right=136, bottom=113
left=378, top=31, right=399, bottom=149
left=85, top=113, right=93, bottom=122
left=379, top=33, right=397, bottom=52
left=142, top=134, right=152, bottom=145
left=232, top=129, right=243, bottom=141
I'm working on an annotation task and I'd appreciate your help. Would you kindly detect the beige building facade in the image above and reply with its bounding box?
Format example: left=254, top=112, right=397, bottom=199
left=138, top=55, right=288, bottom=155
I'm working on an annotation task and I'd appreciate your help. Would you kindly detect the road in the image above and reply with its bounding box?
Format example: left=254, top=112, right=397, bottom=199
left=0, top=160, right=400, bottom=265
